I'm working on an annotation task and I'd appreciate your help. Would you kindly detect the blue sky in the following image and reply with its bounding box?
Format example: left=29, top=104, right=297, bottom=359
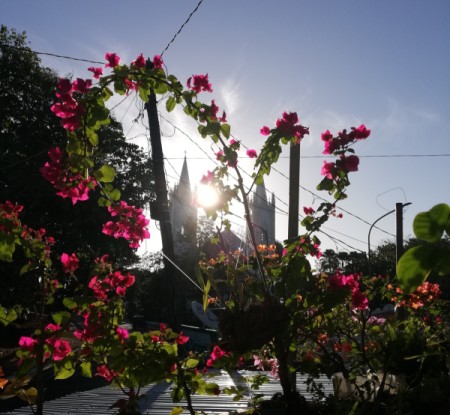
left=1, top=0, right=449, bottom=257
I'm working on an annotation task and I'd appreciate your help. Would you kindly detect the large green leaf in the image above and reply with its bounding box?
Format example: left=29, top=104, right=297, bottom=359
left=0, top=307, right=17, bottom=326
left=166, top=96, right=176, bottom=112
left=413, top=203, right=450, bottom=242
left=0, top=237, right=16, bottom=262
left=95, top=165, right=116, bottom=183
left=397, top=245, right=434, bottom=293
left=80, top=362, right=92, bottom=378
left=54, top=359, right=75, bottom=379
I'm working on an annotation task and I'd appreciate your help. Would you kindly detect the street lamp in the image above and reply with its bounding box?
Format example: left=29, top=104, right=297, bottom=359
left=367, top=202, right=411, bottom=276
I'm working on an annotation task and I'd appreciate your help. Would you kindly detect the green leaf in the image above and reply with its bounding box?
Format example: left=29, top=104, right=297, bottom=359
left=95, top=165, right=116, bottom=183
left=0, top=307, right=17, bottom=326
left=54, top=360, right=75, bottom=380
left=185, top=358, right=199, bottom=369
left=52, top=311, right=71, bottom=325
left=166, top=96, right=176, bottom=112
left=63, top=297, right=77, bottom=310
left=316, top=177, right=334, bottom=192
left=109, top=188, right=121, bottom=202
left=169, top=406, right=184, bottom=415
left=413, top=204, right=450, bottom=242
left=220, top=123, right=231, bottom=138
left=203, top=279, right=211, bottom=311
left=397, top=245, right=434, bottom=293
left=0, top=237, right=16, bottom=262
left=80, top=362, right=92, bottom=378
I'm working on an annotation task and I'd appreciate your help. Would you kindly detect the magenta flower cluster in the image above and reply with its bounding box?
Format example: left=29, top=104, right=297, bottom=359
left=102, top=201, right=150, bottom=248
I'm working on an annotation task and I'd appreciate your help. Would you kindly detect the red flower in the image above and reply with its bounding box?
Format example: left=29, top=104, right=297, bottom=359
left=260, top=126, right=271, bottom=136
left=175, top=332, right=189, bottom=345
left=321, top=130, right=333, bottom=142
left=200, top=171, right=214, bottom=184
left=117, top=327, right=129, bottom=343
left=275, top=112, right=309, bottom=141
left=105, top=52, right=120, bottom=68
left=320, top=161, right=335, bottom=179
left=132, top=53, right=146, bottom=68
left=19, top=336, right=37, bottom=352
left=351, top=289, right=369, bottom=310
left=61, top=252, right=79, bottom=273
left=303, top=206, right=315, bottom=215
left=96, top=365, right=116, bottom=382
left=72, top=78, right=92, bottom=94
left=246, top=149, right=257, bottom=158
left=352, top=124, right=371, bottom=139
left=341, top=154, right=359, bottom=172
left=187, top=74, right=213, bottom=94
left=46, top=338, right=71, bottom=361
left=152, top=55, right=164, bottom=69
left=88, top=67, right=103, bottom=79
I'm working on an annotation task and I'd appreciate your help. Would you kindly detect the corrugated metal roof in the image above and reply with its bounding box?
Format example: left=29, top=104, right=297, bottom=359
left=3, top=370, right=333, bottom=414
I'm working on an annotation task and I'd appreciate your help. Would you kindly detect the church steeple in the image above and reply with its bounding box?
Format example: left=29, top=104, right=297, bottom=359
left=179, top=153, right=191, bottom=190
left=248, top=179, right=275, bottom=246
left=169, top=155, right=197, bottom=257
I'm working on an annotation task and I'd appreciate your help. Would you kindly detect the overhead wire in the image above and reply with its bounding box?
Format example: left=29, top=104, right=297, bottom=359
left=160, top=0, right=206, bottom=57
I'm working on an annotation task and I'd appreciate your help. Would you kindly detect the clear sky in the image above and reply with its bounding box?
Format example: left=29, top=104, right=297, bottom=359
left=1, top=0, right=449, bottom=257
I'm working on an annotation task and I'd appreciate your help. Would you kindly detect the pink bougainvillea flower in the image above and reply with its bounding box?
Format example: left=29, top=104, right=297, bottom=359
left=341, top=154, right=359, bottom=172
left=61, top=252, right=79, bottom=273
left=275, top=111, right=309, bottom=142
left=105, top=52, right=120, bottom=68
left=303, top=206, right=315, bottom=215
left=19, top=336, right=37, bottom=352
left=187, top=74, right=213, bottom=93
left=200, top=170, right=214, bottom=184
left=321, top=130, right=333, bottom=142
left=352, top=124, right=371, bottom=139
left=175, top=332, right=189, bottom=345
left=124, top=78, right=138, bottom=92
left=47, top=338, right=72, bottom=361
left=132, top=53, right=146, bottom=68
left=45, top=323, right=61, bottom=333
left=351, top=289, right=369, bottom=310
left=117, top=327, right=129, bottom=343
left=72, top=78, right=92, bottom=94
left=96, top=365, right=117, bottom=382
left=152, top=54, right=164, bottom=69
left=216, top=150, right=224, bottom=160
left=102, top=201, right=150, bottom=248
left=246, top=149, right=257, bottom=158
left=88, top=66, right=103, bottom=79
left=320, top=161, right=335, bottom=179
left=260, top=126, right=271, bottom=136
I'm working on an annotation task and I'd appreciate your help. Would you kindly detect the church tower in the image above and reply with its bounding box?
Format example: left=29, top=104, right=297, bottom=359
left=169, top=155, right=197, bottom=256
left=248, top=180, right=276, bottom=246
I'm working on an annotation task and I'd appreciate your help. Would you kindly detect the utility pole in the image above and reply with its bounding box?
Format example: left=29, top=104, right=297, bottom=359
left=396, top=202, right=406, bottom=264
left=145, top=59, right=182, bottom=329
left=288, top=143, right=300, bottom=238
left=287, top=141, right=301, bottom=394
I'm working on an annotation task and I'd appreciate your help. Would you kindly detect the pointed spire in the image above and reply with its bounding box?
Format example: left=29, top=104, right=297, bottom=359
left=179, top=153, right=191, bottom=189
left=254, top=179, right=267, bottom=204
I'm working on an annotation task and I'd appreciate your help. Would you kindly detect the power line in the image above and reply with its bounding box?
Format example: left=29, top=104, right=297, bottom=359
left=160, top=0, right=206, bottom=57
left=1, top=43, right=104, bottom=65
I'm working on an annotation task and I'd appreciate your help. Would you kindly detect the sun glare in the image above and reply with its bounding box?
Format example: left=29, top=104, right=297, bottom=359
left=197, top=184, right=219, bottom=208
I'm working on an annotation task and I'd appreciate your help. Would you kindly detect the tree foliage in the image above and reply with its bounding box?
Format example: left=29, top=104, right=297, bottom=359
left=0, top=26, right=154, bottom=310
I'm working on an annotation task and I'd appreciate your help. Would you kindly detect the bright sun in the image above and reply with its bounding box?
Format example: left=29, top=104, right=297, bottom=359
left=197, top=184, right=219, bottom=208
